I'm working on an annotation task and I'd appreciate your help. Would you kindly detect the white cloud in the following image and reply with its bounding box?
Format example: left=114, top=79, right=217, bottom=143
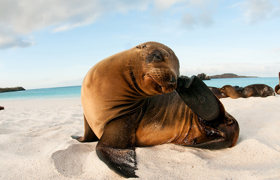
left=153, top=0, right=217, bottom=28
left=0, top=36, right=32, bottom=49
left=0, top=0, right=221, bottom=49
left=0, top=29, right=33, bottom=49
left=236, top=0, right=280, bottom=23
left=181, top=0, right=218, bottom=28
left=2, top=0, right=280, bottom=49
left=154, top=0, right=183, bottom=10
left=182, top=11, right=213, bottom=28
left=189, top=0, right=217, bottom=7
left=0, top=0, right=150, bottom=49
left=182, top=13, right=196, bottom=27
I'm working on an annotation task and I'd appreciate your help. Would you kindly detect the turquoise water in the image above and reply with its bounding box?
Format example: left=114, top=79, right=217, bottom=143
left=0, top=77, right=278, bottom=100
left=203, top=77, right=278, bottom=88
left=0, top=86, right=81, bottom=99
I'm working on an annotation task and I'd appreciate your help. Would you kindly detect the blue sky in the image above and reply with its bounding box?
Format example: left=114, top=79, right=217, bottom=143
left=0, top=0, right=280, bottom=89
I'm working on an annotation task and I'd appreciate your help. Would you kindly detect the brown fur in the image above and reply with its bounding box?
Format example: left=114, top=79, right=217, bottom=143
left=81, top=42, right=238, bottom=147
left=81, top=42, right=179, bottom=138
left=208, top=86, right=226, bottom=99
left=275, top=85, right=280, bottom=95
left=0, top=106, right=4, bottom=111
left=220, top=84, right=274, bottom=99
left=77, top=42, right=239, bottom=177
left=243, top=84, right=275, bottom=97
left=220, top=85, right=243, bottom=99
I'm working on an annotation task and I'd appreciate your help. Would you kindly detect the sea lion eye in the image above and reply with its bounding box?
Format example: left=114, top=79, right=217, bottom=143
left=146, top=50, right=163, bottom=63
left=153, top=54, right=162, bottom=62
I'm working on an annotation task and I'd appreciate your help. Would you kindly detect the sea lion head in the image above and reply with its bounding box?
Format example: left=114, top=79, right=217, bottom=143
left=220, top=85, right=241, bottom=99
left=133, top=42, right=180, bottom=96
left=219, top=85, right=231, bottom=97
left=208, top=86, right=226, bottom=99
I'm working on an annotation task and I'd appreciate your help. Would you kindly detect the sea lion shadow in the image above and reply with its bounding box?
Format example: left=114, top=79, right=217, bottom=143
left=51, top=143, right=96, bottom=177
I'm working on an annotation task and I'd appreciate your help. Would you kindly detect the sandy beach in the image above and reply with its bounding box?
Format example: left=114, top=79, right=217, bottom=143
left=0, top=96, right=280, bottom=180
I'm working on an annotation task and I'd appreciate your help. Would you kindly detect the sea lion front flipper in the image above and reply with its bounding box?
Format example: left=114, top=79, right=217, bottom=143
left=176, top=75, right=220, bottom=121
left=71, top=115, right=99, bottom=142
left=96, top=113, right=139, bottom=178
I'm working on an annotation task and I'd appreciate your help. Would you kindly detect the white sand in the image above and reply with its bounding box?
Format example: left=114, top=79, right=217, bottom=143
left=0, top=96, right=280, bottom=180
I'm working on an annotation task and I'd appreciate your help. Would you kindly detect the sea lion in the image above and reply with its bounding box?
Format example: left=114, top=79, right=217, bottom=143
left=275, top=72, right=280, bottom=95
left=220, top=84, right=274, bottom=99
left=243, top=84, right=275, bottom=97
left=220, top=85, right=243, bottom=99
left=208, top=86, right=226, bottom=99
left=233, top=86, right=244, bottom=94
left=0, top=106, right=4, bottom=110
left=73, top=42, right=239, bottom=178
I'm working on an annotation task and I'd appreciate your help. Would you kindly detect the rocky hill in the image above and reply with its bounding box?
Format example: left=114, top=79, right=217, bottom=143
left=0, top=87, right=25, bottom=93
left=209, top=73, right=257, bottom=79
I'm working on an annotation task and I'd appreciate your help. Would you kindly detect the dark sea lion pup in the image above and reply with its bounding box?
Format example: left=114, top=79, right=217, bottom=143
left=243, top=84, right=274, bottom=97
left=0, top=106, right=4, bottom=111
left=275, top=72, right=280, bottom=95
left=72, top=42, right=239, bottom=178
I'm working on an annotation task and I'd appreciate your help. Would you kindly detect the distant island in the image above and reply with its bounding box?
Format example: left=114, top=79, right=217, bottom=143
left=197, top=73, right=257, bottom=80
left=0, top=87, right=25, bottom=93
left=210, top=73, right=257, bottom=79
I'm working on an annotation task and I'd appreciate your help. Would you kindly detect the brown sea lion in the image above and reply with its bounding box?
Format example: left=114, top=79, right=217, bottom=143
left=221, top=84, right=274, bottom=99
left=220, top=85, right=243, bottom=99
left=0, top=106, right=4, bottom=110
left=208, top=86, right=226, bottom=99
left=275, top=72, right=280, bottom=95
left=243, top=84, right=275, bottom=97
left=233, top=86, right=244, bottom=94
left=72, top=42, right=239, bottom=178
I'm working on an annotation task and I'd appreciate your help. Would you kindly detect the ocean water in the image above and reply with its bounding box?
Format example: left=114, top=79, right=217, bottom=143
left=0, top=86, right=81, bottom=99
left=203, top=77, right=278, bottom=88
left=0, top=77, right=278, bottom=100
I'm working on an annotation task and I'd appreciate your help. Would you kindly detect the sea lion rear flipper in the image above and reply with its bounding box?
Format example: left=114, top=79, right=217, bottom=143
left=96, top=113, right=139, bottom=178
left=176, top=76, right=221, bottom=121
left=71, top=115, right=99, bottom=142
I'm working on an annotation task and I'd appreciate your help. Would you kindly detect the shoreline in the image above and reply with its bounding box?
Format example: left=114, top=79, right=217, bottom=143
left=0, top=77, right=278, bottom=100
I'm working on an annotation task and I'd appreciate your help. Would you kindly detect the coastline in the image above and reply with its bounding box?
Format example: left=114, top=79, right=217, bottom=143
left=0, top=86, right=81, bottom=100
left=0, top=96, right=279, bottom=179
left=0, top=77, right=278, bottom=100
